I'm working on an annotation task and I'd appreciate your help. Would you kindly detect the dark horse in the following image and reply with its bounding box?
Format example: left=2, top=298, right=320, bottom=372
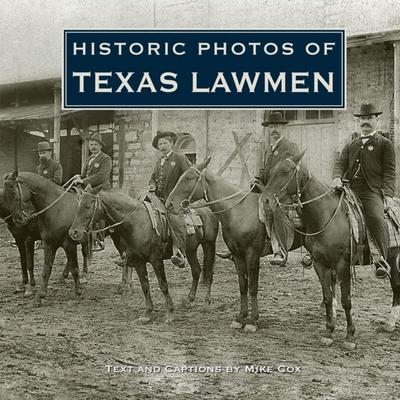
left=166, top=158, right=302, bottom=332
left=262, top=151, right=400, bottom=349
left=69, top=185, right=219, bottom=323
left=3, top=172, right=94, bottom=306
left=0, top=188, right=40, bottom=297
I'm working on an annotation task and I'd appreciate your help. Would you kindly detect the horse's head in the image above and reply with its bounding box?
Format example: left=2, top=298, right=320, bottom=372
left=263, top=150, right=307, bottom=213
left=69, top=184, right=102, bottom=242
left=166, top=157, right=211, bottom=214
left=3, top=172, right=33, bottom=226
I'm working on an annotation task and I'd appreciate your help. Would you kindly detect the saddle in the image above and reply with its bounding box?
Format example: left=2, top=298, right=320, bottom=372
left=142, top=193, right=203, bottom=241
left=342, top=186, right=400, bottom=260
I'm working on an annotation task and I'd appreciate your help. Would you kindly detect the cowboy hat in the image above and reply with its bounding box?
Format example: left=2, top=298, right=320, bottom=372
left=353, top=103, right=382, bottom=117
left=261, top=112, right=289, bottom=126
left=86, top=133, right=105, bottom=146
left=152, top=131, right=177, bottom=149
left=34, top=141, right=53, bottom=152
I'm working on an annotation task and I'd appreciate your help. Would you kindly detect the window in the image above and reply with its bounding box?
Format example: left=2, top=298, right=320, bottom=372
left=305, top=110, right=333, bottom=120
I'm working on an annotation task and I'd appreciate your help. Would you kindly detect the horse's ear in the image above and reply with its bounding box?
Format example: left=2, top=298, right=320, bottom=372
left=291, top=150, right=306, bottom=165
left=196, top=157, right=212, bottom=171
left=3, top=171, right=18, bottom=183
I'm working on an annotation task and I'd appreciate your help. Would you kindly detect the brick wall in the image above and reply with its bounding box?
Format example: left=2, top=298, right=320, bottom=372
left=0, top=129, right=42, bottom=180
left=337, top=43, right=394, bottom=148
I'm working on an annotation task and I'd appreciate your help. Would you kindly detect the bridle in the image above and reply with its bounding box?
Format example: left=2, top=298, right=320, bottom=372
left=267, top=158, right=343, bottom=237
left=79, top=191, right=141, bottom=234
left=5, top=177, right=76, bottom=222
left=178, top=166, right=254, bottom=214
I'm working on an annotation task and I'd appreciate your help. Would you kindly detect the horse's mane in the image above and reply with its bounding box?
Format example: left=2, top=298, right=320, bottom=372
left=17, top=172, right=66, bottom=195
left=100, top=190, right=141, bottom=211
left=204, top=169, right=246, bottom=193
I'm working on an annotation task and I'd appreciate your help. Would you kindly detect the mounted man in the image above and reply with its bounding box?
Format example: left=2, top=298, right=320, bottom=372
left=218, top=112, right=300, bottom=266
left=73, top=133, right=112, bottom=250
left=35, top=141, right=63, bottom=185
left=331, top=103, right=396, bottom=279
left=148, top=130, right=192, bottom=268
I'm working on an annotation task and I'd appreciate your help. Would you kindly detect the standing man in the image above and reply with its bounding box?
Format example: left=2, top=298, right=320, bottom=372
left=331, top=103, right=396, bottom=279
left=35, top=141, right=63, bottom=185
left=74, top=133, right=112, bottom=250
left=148, top=131, right=192, bottom=268
left=257, top=112, right=300, bottom=266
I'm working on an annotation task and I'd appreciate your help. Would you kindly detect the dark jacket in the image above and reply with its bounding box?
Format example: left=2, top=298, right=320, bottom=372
left=36, top=159, right=63, bottom=185
left=149, top=152, right=192, bottom=201
left=332, top=133, right=396, bottom=198
left=258, top=137, right=300, bottom=184
left=82, top=151, right=112, bottom=190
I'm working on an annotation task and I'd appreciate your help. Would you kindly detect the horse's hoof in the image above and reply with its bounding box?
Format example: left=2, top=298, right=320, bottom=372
left=181, top=298, right=193, bottom=309
left=75, top=288, right=82, bottom=296
left=320, top=337, right=334, bottom=346
left=33, top=298, right=42, bottom=308
left=14, top=283, right=26, bottom=294
left=230, top=320, right=244, bottom=329
left=24, top=287, right=35, bottom=297
left=137, top=316, right=151, bottom=324
left=244, top=324, right=258, bottom=333
left=165, top=314, right=175, bottom=323
left=383, top=324, right=396, bottom=333
left=80, top=277, right=88, bottom=284
left=343, top=341, right=356, bottom=351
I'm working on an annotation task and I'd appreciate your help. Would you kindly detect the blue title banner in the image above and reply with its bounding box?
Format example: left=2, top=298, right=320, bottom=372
left=63, top=29, right=345, bottom=109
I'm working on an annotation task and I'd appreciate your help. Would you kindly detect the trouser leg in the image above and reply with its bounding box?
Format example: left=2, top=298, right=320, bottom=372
left=168, top=211, right=187, bottom=268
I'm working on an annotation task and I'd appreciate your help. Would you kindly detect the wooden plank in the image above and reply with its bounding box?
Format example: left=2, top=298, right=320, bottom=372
left=393, top=41, right=400, bottom=195
left=217, top=131, right=252, bottom=176
left=232, top=131, right=250, bottom=185
left=53, top=83, right=61, bottom=161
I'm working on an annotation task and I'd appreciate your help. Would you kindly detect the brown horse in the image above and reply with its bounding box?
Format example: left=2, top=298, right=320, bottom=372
left=262, top=151, right=400, bottom=349
left=3, top=172, right=95, bottom=306
left=166, top=158, right=302, bottom=332
left=0, top=188, right=40, bottom=297
left=69, top=185, right=219, bottom=323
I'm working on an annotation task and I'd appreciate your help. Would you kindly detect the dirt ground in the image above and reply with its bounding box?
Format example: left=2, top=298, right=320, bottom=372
left=0, top=224, right=399, bottom=400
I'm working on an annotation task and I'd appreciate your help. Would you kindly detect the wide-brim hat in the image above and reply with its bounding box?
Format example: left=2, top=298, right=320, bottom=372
left=34, top=141, right=53, bottom=152
left=86, top=133, right=105, bottom=146
left=152, top=131, right=177, bottom=149
left=353, top=103, right=382, bottom=117
left=261, top=112, right=289, bottom=126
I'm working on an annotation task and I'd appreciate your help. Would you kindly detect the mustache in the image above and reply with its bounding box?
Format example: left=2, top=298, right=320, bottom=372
left=361, top=123, right=371, bottom=127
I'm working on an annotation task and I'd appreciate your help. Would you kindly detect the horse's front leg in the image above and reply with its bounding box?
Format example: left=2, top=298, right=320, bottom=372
left=184, top=249, right=201, bottom=309
left=133, top=259, right=154, bottom=323
left=34, top=242, right=56, bottom=307
left=386, top=253, right=400, bottom=332
left=316, top=261, right=336, bottom=346
left=24, top=239, right=36, bottom=297
left=64, top=243, right=82, bottom=298
left=14, top=239, right=28, bottom=294
left=337, top=258, right=356, bottom=350
left=230, top=254, right=248, bottom=329
left=244, top=249, right=260, bottom=333
left=151, top=257, right=175, bottom=323
left=80, top=240, right=92, bottom=283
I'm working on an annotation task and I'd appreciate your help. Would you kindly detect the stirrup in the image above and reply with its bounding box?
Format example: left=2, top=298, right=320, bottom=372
left=374, top=258, right=391, bottom=280
left=301, top=254, right=313, bottom=269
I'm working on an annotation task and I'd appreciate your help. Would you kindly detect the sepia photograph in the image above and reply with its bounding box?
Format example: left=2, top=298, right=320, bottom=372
left=0, top=1, right=400, bottom=399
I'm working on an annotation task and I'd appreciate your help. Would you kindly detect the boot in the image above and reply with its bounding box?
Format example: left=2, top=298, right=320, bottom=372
left=171, top=253, right=187, bottom=268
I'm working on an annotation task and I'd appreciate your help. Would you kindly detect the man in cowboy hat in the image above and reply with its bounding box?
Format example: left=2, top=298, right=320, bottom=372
left=74, top=133, right=112, bottom=250
left=35, top=141, right=63, bottom=185
left=257, top=112, right=300, bottom=266
left=331, top=103, right=396, bottom=279
left=148, top=130, right=192, bottom=268
left=218, top=112, right=301, bottom=267
left=74, top=133, right=112, bottom=191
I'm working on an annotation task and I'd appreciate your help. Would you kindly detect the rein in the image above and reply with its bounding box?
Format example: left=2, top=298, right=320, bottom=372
left=179, top=166, right=253, bottom=214
left=0, top=214, right=12, bottom=225
left=269, top=157, right=343, bottom=237
left=17, top=179, right=76, bottom=221
left=81, top=192, right=141, bottom=234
